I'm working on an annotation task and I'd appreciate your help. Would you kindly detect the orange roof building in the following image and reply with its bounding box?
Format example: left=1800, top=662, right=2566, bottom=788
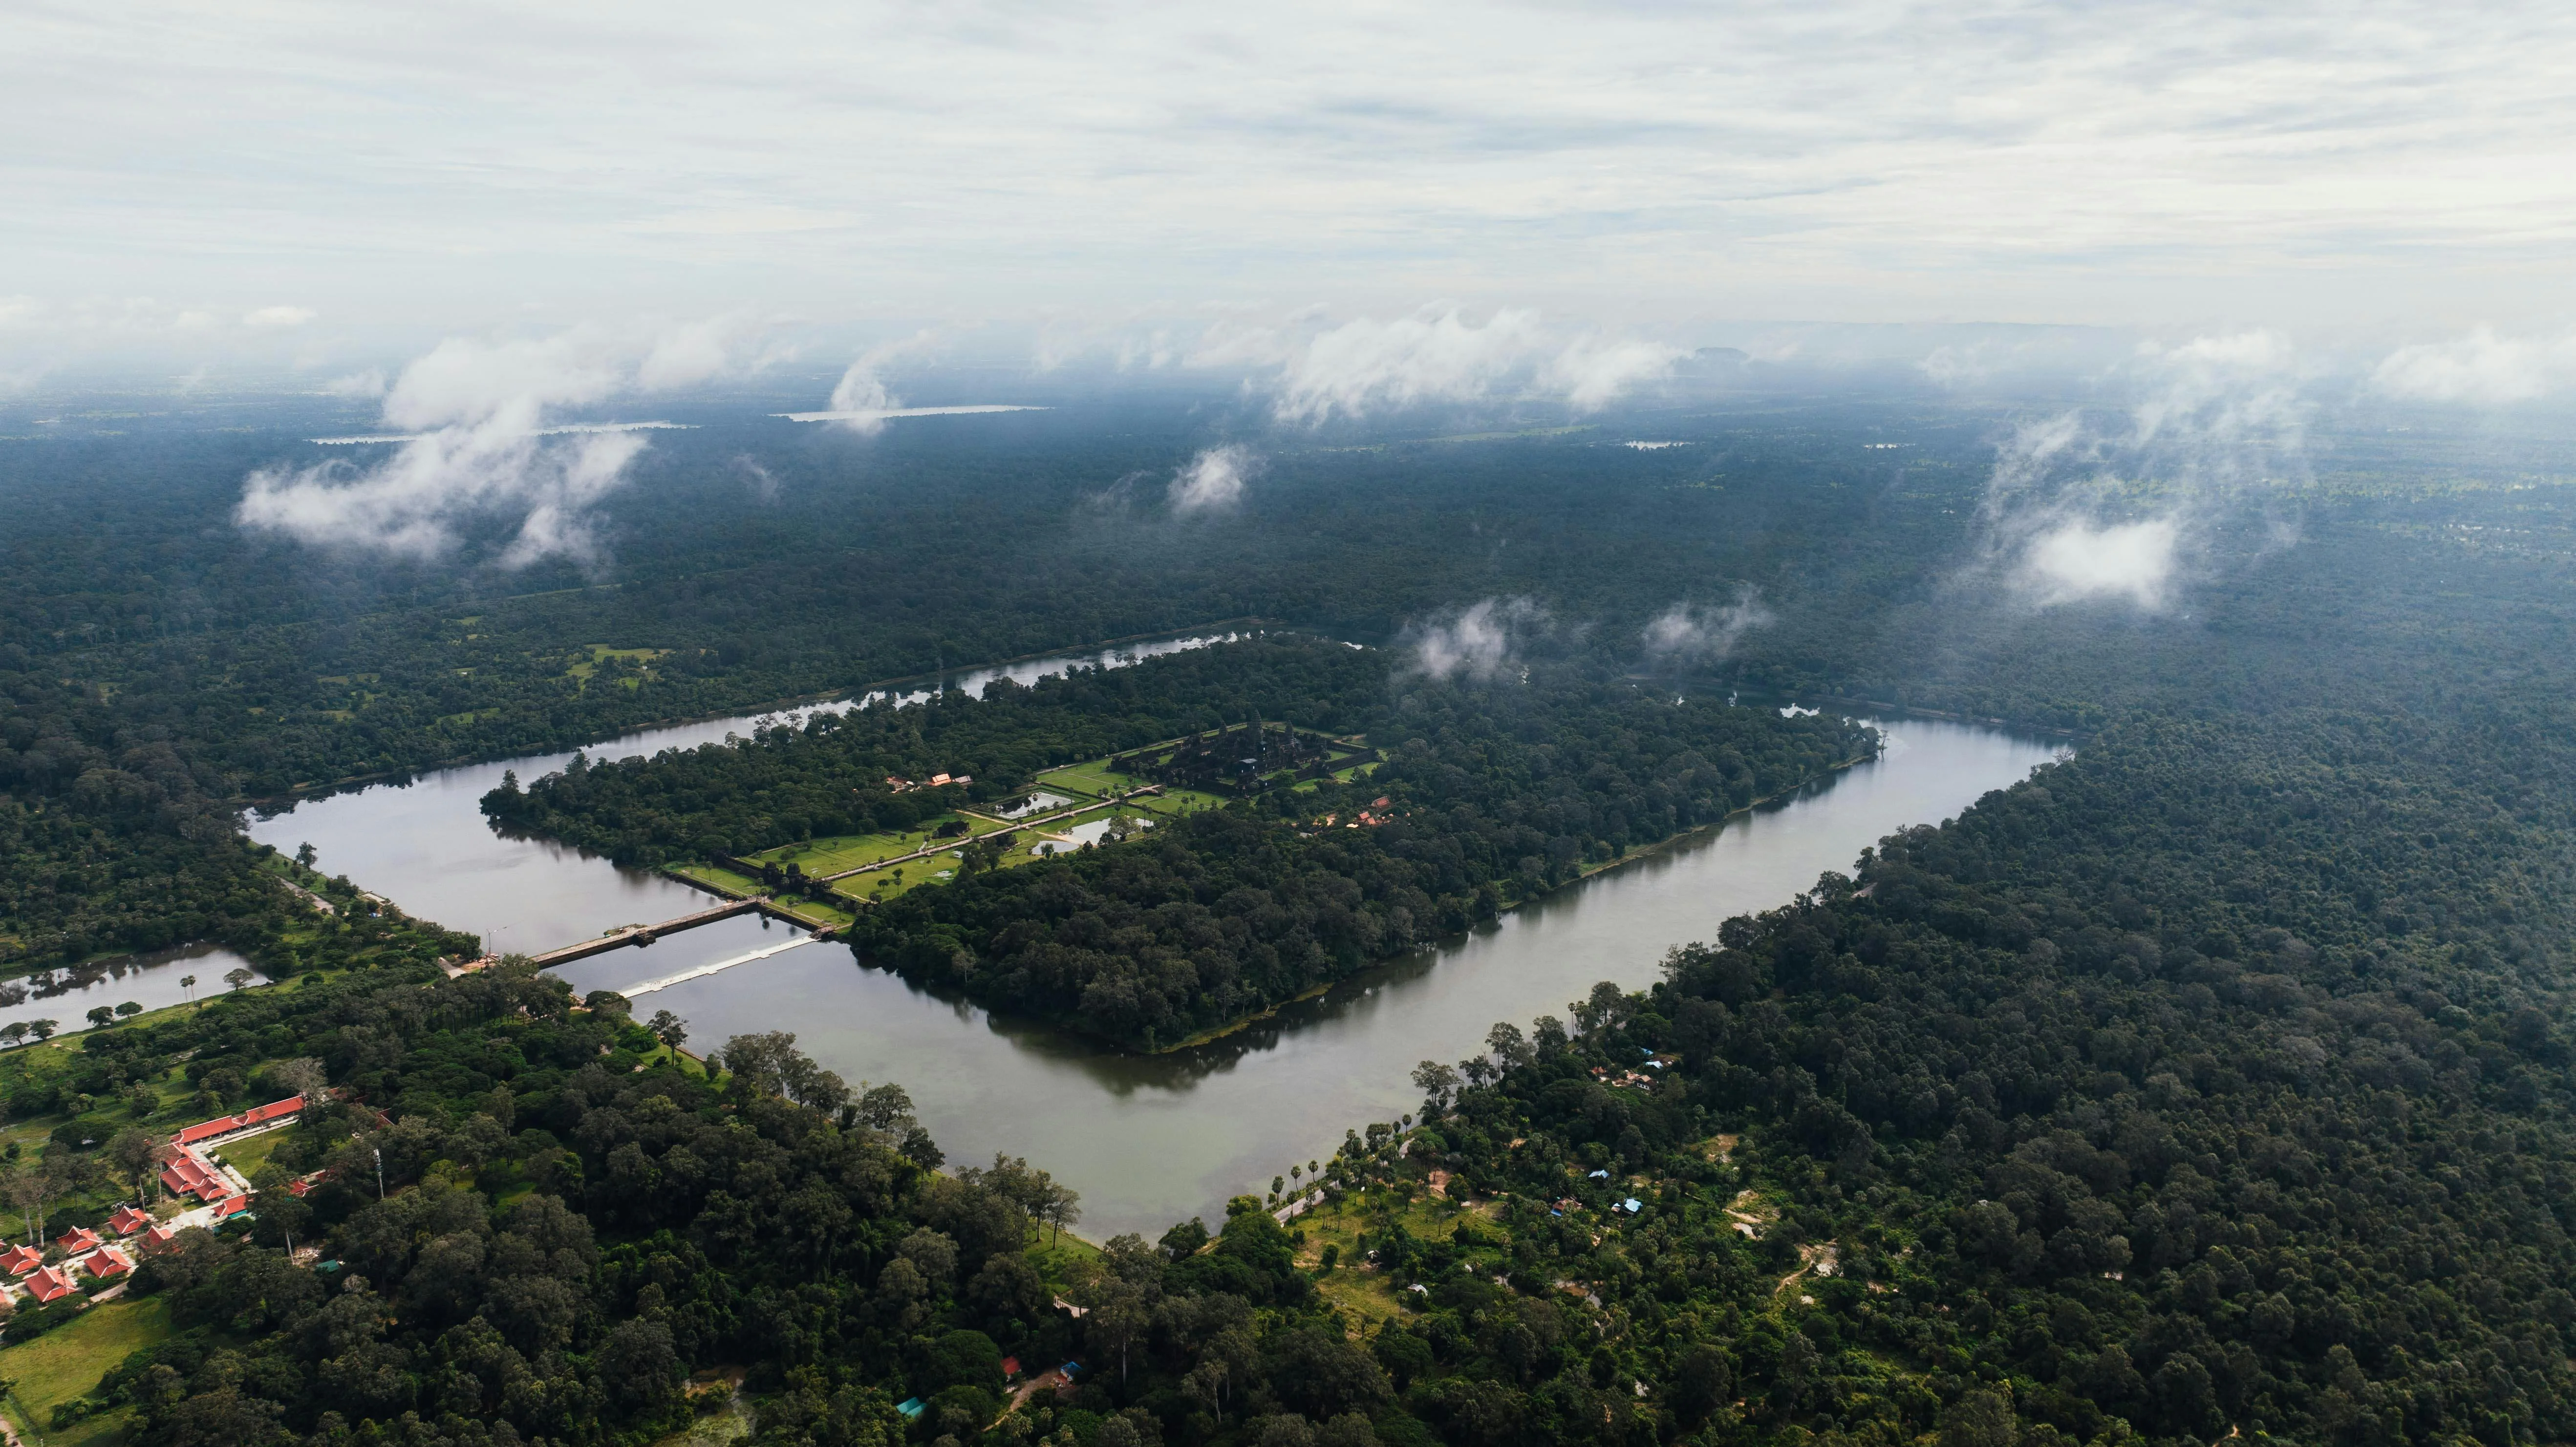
left=24, top=1265, right=77, bottom=1304
left=212, top=1194, right=253, bottom=1221
left=108, top=1204, right=152, bottom=1235
left=161, top=1147, right=234, bottom=1204
left=76, top=1245, right=133, bottom=1280
left=55, top=1226, right=102, bottom=1254
left=173, top=1095, right=302, bottom=1147
left=0, top=1243, right=42, bottom=1277
left=137, top=1223, right=182, bottom=1255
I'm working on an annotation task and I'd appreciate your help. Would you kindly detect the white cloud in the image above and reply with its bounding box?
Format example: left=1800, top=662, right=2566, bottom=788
left=1547, top=336, right=1686, bottom=412
left=1168, top=445, right=1253, bottom=515
left=1642, top=588, right=1773, bottom=663
left=242, top=305, right=315, bottom=328
left=1404, top=597, right=1546, bottom=682
left=823, top=331, right=938, bottom=433
left=1968, top=330, right=2310, bottom=612
left=8, top=2, right=2576, bottom=330
left=2018, top=518, right=2181, bottom=609
left=236, top=321, right=759, bottom=564
left=638, top=312, right=790, bottom=391
left=238, top=424, right=646, bottom=565
left=2370, top=328, right=2576, bottom=405
left=1275, top=309, right=1544, bottom=424
left=1249, top=307, right=1679, bottom=424
left=318, top=368, right=387, bottom=398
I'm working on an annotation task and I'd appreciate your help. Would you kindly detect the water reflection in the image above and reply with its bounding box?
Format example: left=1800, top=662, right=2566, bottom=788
left=237, top=633, right=2062, bottom=1239
left=0, top=941, right=258, bottom=1039
left=550, top=718, right=2062, bottom=1238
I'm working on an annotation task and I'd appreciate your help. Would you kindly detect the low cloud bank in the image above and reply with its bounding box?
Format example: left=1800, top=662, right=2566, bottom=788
left=1642, top=587, right=1773, bottom=663
left=1176, top=305, right=1683, bottom=424
left=1404, top=597, right=1549, bottom=682
left=2370, top=327, right=2576, bottom=406
left=1168, top=446, right=1255, bottom=515
left=1969, top=331, right=2311, bottom=614
left=237, top=321, right=778, bottom=565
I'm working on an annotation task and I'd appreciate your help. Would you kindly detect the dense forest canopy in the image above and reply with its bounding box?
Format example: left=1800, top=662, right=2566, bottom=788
left=486, top=637, right=1872, bottom=1047
left=2, top=392, right=2576, bottom=1447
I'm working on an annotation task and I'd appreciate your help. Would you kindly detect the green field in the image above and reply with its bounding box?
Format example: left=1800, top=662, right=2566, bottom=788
left=1030, top=760, right=1139, bottom=798
left=0, top=1295, right=173, bottom=1447
left=748, top=812, right=1007, bottom=878
left=208, top=1125, right=291, bottom=1178
left=669, top=862, right=764, bottom=897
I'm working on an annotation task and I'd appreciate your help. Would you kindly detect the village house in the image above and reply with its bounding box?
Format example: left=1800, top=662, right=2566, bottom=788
left=0, top=1243, right=42, bottom=1277
left=77, top=1244, right=133, bottom=1280
left=55, top=1225, right=102, bottom=1254
left=108, top=1203, right=152, bottom=1235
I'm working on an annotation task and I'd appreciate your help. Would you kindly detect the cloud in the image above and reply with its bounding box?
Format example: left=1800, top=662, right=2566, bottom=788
left=638, top=312, right=792, bottom=391
left=1967, top=330, right=2310, bottom=613
left=734, top=454, right=781, bottom=502
left=236, top=322, right=754, bottom=565
left=2019, top=518, right=2180, bottom=609
left=1403, top=597, right=1547, bottom=682
left=318, top=368, right=388, bottom=398
left=2370, top=328, right=2576, bottom=405
left=1168, top=445, right=1254, bottom=515
left=1641, top=587, right=1773, bottom=663
left=242, top=305, right=316, bottom=328
left=1546, top=336, right=1686, bottom=411
left=825, top=331, right=938, bottom=432
left=1243, top=307, right=1677, bottom=424
left=1274, top=308, right=1542, bottom=423
left=238, top=425, right=646, bottom=565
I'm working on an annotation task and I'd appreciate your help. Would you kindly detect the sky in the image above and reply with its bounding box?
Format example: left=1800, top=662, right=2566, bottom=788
left=8, top=0, right=2576, bottom=378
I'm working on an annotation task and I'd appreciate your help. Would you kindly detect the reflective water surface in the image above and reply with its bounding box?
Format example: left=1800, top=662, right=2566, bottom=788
left=246, top=660, right=2061, bottom=1237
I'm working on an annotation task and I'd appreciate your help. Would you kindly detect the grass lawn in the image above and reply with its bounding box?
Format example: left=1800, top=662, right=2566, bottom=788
left=1031, top=761, right=1144, bottom=799
left=669, top=863, right=764, bottom=897
left=1131, top=788, right=1231, bottom=815
left=1025, top=1231, right=1103, bottom=1295
left=0, top=1295, right=174, bottom=1447
left=208, top=1126, right=292, bottom=1178
left=748, top=814, right=1006, bottom=878
left=767, top=897, right=859, bottom=932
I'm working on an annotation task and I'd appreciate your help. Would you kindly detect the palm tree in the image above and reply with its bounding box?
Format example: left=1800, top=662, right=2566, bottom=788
left=180, top=974, right=196, bottom=1002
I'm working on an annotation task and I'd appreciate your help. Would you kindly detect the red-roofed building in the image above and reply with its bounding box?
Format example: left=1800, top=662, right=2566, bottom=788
left=108, top=1204, right=152, bottom=1235
left=237, top=1096, right=302, bottom=1130
left=212, top=1193, right=252, bottom=1221
left=174, top=1114, right=241, bottom=1146
left=55, top=1226, right=101, bottom=1254
left=136, top=1223, right=181, bottom=1256
left=161, top=1147, right=234, bottom=1204
left=24, top=1265, right=77, bottom=1303
left=285, top=1178, right=312, bottom=1197
left=76, top=1245, right=132, bottom=1280
left=0, top=1243, right=41, bottom=1277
